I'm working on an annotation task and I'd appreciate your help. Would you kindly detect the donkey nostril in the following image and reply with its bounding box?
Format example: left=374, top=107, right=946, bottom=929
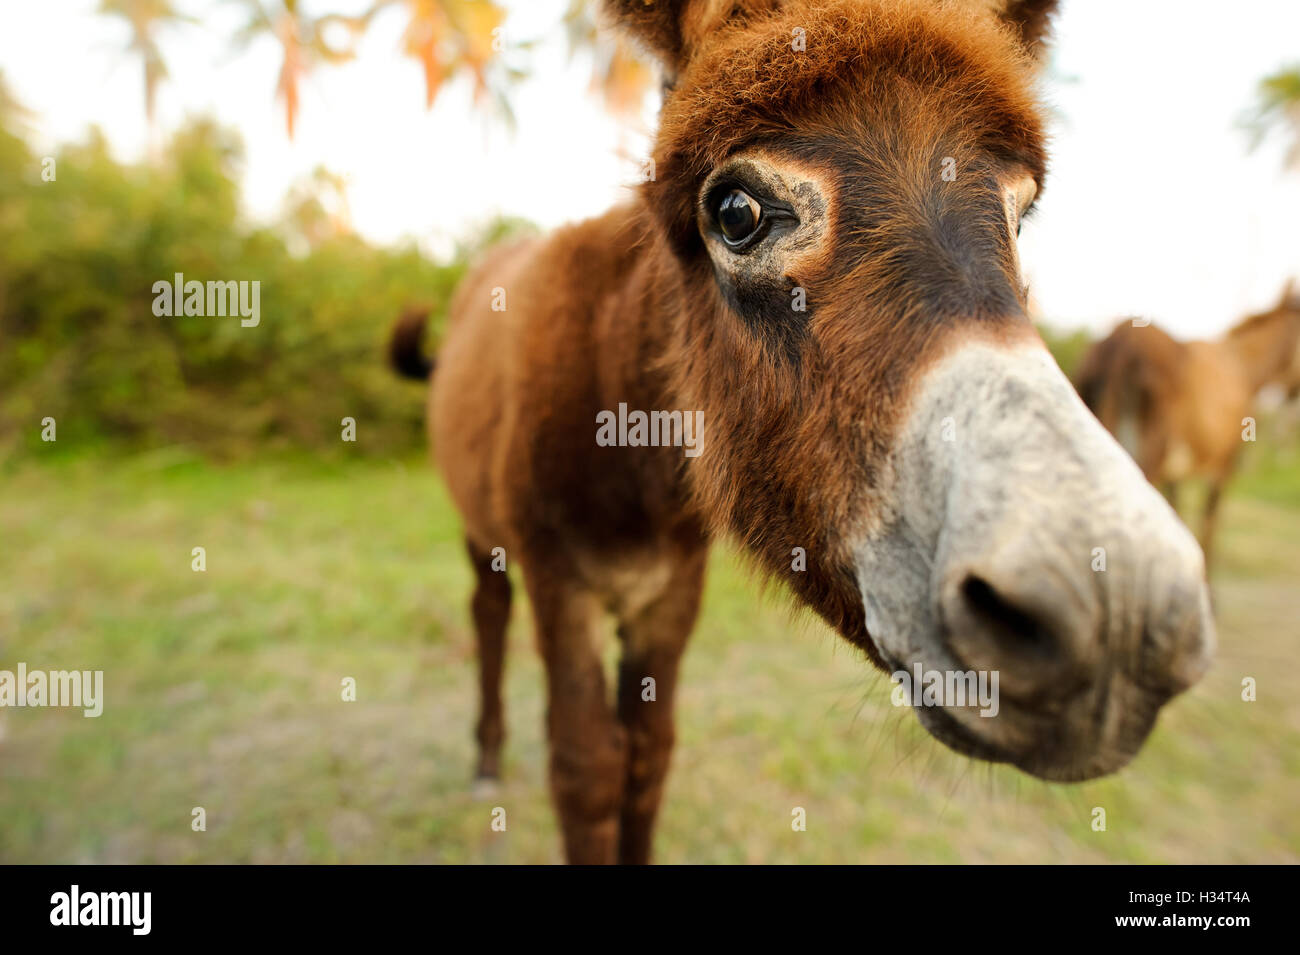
left=957, top=575, right=1059, bottom=664
left=941, top=569, right=1093, bottom=702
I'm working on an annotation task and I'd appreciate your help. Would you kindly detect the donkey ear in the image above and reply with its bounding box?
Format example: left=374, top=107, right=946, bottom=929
left=601, top=0, right=692, bottom=76
left=1280, top=277, right=1298, bottom=307
left=997, top=0, right=1061, bottom=61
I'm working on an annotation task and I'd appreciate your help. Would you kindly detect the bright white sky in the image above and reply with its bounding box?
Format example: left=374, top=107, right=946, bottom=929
left=3, top=0, right=1299, bottom=337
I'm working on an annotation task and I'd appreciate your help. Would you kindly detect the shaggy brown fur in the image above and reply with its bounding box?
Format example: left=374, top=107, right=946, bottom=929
left=392, top=0, right=1062, bottom=863
left=1076, top=282, right=1300, bottom=568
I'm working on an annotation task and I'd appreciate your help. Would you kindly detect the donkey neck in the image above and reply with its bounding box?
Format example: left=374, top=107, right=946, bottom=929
left=592, top=208, right=691, bottom=418
left=1223, top=308, right=1300, bottom=395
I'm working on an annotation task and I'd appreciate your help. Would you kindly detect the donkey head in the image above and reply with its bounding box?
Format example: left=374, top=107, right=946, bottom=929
left=610, top=0, right=1214, bottom=781
left=1274, top=279, right=1300, bottom=397
left=1229, top=279, right=1300, bottom=397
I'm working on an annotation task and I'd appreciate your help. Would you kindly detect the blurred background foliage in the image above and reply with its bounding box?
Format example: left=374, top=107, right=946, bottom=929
left=0, top=91, right=540, bottom=461
left=95, top=0, right=624, bottom=140
left=1243, top=63, right=1300, bottom=168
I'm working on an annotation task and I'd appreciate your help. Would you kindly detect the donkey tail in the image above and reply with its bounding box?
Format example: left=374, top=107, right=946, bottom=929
left=1074, top=332, right=1121, bottom=420
left=388, top=306, right=435, bottom=381
left=1075, top=321, right=1179, bottom=479
left=1075, top=324, right=1145, bottom=458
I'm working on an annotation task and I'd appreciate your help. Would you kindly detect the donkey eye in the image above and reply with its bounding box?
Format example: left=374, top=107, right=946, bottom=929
left=716, top=189, right=762, bottom=245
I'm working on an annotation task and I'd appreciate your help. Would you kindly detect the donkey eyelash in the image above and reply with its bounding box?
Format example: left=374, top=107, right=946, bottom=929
left=1011, top=200, right=1038, bottom=239
left=704, top=178, right=788, bottom=214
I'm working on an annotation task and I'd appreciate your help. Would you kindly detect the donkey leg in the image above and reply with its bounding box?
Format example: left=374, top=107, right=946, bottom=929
left=1161, top=480, right=1179, bottom=513
left=615, top=549, right=707, bottom=865
left=1200, top=479, right=1226, bottom=571
left=467, top=540, right=512, bottom=784
left=526, top=572, right=627, bottom=864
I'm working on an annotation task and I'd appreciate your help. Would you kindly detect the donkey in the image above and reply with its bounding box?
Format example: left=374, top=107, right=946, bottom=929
left=390, top=0, right=1214, bottom=864
left=1076, top=281, right=1300, bottom=568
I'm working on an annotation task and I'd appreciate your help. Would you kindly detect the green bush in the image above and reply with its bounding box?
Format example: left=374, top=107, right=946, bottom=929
left=0, top=114, right=528, bottom=460
left=1038, top=323, right=1095, bottom=379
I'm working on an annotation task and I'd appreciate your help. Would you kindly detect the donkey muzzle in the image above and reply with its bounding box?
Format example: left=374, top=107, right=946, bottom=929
left=855, top=340, right=1215, bottom=781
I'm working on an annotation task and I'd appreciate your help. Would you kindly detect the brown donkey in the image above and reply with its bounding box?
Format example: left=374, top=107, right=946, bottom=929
left=1076, top=282, right=1300, bottom=567
left=391, top=0, right=1214, bottom=864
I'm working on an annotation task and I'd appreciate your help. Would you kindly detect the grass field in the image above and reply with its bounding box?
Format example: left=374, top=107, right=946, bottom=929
left=1, top=448, right=1298, bottom=863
